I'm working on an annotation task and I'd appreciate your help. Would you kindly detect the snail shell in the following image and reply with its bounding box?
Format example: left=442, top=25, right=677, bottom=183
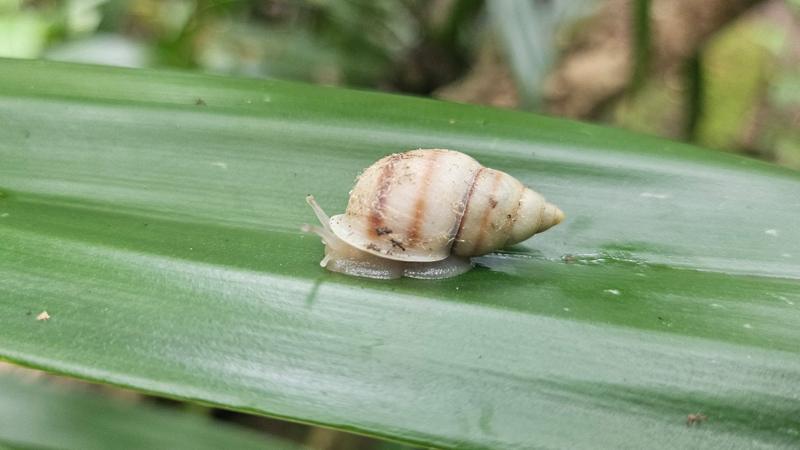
left=303, top=149, right=564, bottom=279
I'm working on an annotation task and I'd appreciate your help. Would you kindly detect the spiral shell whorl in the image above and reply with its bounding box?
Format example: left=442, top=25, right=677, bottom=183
left=507, top=188, right=564, bottom=244
left=451, top=177, right=564, bottom=256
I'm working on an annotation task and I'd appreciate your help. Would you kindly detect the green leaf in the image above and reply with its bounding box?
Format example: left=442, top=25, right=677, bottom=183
left=0, top=369, right=305, bottom=450
left=1, top=58, right=799, bottom=449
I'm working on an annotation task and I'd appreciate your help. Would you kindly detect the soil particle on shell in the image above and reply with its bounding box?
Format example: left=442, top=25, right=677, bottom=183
left=375, top=227, right=392, bottom=236
left=390, top=239, right=406, bottom=251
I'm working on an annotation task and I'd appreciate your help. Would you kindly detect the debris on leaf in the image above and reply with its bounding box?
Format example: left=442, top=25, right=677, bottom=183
left=36, top=311, right=50, bottom=321
left=686, top=413, right=707, bottom=426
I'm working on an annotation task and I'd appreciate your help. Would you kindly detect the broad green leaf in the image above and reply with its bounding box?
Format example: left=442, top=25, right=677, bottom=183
left=0, top=368, right=305, bottom=450
left=1, top=58, right=799, bottom=449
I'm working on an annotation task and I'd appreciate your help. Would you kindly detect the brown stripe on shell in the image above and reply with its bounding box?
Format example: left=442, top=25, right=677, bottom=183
left=502, top=184, right=526, bottom=245
left=406, top=151, right=440, bottom=246
left=470, top=170, right=505, bottom=254
left=535, top=201, right=547, bottom=232
left=368, top=154, right=400, bottom=236
left=450, top=167, right=485, bottom=253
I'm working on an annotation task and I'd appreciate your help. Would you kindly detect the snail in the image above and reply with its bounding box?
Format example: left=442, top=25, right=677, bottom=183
left=303, top=149, right=564, bottom=279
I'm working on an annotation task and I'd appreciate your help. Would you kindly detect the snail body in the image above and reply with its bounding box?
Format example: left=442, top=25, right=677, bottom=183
left=303, top=149, right=564, bottom=279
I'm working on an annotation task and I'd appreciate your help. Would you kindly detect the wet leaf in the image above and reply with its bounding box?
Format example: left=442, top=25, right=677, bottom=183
left=1, top=58, right=799, bottom=449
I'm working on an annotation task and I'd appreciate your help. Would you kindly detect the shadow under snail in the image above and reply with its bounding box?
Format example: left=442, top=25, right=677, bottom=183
left=303, top=149, right=564, bottom=279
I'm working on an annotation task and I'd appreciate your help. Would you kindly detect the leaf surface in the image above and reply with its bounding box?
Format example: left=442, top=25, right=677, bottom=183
left=1, top=58, right=799, bottom=449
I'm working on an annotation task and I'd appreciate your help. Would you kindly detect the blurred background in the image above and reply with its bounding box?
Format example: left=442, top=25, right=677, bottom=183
left=2, top=0, right=799, bottom=168
left=1, top=0, right=798, bottom=448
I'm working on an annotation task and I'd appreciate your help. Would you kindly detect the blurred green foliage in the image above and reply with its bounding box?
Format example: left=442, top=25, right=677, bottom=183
left=0, top=368, right=305, bottom=450
left=695, top=19, right=774, bottom=151
left=486, top=0, right=591, bottom=107
left=0, top=0, right=430, bottom=84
